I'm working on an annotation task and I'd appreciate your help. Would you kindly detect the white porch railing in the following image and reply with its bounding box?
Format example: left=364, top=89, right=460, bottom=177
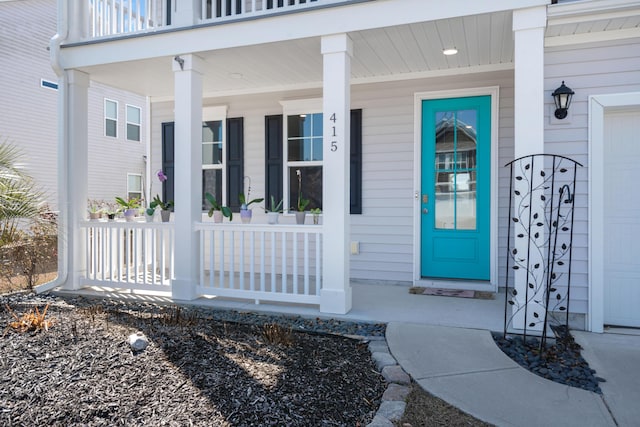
left=81, top=221, right=174, bottom=292
left=90, top=0, right=165, bottom=38
left=196, top=223, right=323, bottom=305
left=87, top=0, right=353, bottom=39
left=80, top=220, right=323, bottom=306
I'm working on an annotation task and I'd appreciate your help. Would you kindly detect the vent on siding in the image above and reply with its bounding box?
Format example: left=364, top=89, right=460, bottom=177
left=41, top=79, right=58, bottom=90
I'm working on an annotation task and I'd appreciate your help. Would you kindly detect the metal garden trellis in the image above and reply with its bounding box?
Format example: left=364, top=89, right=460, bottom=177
left=503, top=154, right=582, bottom=351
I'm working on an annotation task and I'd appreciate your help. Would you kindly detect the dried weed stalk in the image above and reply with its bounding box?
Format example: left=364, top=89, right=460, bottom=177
left=262, top=323, right=293, bottom=346
left=3, top=303, right=54, bottom=335
left=161, top=306, right=198, bottom=327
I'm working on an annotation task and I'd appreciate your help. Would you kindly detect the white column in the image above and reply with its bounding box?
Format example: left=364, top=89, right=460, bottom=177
left=61, top=70, right=90, bottom=290
left=512, top=6, right=547, bottom=331
left=320, top=34, right=352, bottom=314
left=170, top=0, right=200, bottom=26
left=171, top=54, right=203, bottom=301
left=514, top=6, right=546, bottom=158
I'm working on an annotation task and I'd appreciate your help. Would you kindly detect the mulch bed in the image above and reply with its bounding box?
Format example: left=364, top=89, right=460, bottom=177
left=0, top=294, right=386, bottom=426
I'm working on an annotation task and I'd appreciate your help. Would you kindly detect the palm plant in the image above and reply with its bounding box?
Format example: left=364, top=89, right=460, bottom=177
left=0, top=142, right=42, bottom=244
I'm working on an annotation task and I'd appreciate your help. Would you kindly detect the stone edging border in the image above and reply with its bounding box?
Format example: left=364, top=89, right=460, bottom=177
left=366, top=337, right=411, bottom=426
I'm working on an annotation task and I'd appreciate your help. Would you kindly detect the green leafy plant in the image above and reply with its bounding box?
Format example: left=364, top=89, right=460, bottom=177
left=150, top=194, right=173, bottom=211
left=265, top=195, right=283, bottom=213
left=239, top=193, right=264, bottom=210
left=205, top=192, right=232, bottom=221
left=150, top=170, right=173, bottom=211
left=239, top=176, right=263, bottom=210
left=115, top=197, right=141, bottom=210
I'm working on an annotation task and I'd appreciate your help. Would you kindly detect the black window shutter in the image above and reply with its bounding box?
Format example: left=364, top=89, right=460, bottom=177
left=265, top=115, right=283, bottom=211
left=350, top=109, right=363, bottom=215
left=161, top=122, right=175, bottom=211
left=227, top=117, right=244, bottom=212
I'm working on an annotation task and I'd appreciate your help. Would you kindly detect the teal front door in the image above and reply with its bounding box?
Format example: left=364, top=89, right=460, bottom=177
left=421, top=96, right=491, bottom=280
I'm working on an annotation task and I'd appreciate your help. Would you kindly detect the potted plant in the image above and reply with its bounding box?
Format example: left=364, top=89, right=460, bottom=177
left=310, top=208, right=321, bottom=225
left=205, top=192, right=232, bottom=223
left=115, top=196, right=141, bottom=222
left=104, top=202, right=119, bottom=221
left=150, top=195, right=173, bottom=222
left=152, top=170, right=173, bottom=222
left=144, top=206, right=156, bottom=222
left=294, top=169, right=310, bottom=224
left=87, top=199, right=104, bottom=220
left=265, top=195, right=283, bottom=224
left=238, top=179, right=264, bottom=225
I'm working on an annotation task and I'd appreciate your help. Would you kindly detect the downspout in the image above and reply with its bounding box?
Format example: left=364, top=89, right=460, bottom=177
left=35, top=0, right=69, bottom=293
left=145, top=96, right=152, bottom=204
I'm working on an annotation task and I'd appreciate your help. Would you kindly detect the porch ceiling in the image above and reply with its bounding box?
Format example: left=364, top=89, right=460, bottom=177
left=78, top=11, right=515, bottom=100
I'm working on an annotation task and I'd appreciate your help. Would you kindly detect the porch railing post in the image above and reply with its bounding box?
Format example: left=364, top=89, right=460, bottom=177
left=171, top=54, right=204, bottom=300
left=320, top=33, right=352, bottom=314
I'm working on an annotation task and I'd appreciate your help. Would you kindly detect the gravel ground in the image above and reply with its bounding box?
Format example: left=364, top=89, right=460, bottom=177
left=492, top=327, right=604, bottom=394
left=1, top=292, right=387, bottom=426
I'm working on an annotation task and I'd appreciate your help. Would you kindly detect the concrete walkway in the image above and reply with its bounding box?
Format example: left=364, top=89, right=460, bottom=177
left=387, top=322, right=640, bottom=427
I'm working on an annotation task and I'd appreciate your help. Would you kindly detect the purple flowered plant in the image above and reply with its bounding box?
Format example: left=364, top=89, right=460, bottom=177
left=150, top=170, right=173, bottom=210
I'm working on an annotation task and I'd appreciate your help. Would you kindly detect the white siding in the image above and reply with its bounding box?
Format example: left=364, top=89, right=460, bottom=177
left=0, top=0, right=148, bottom=211
left=149, top=71, right=516, bottom=286
left=87, top=83, right=147, bottom=205
left=0, top=0, right=58, bottom=206
left=544, top=37, right=640, bottom=314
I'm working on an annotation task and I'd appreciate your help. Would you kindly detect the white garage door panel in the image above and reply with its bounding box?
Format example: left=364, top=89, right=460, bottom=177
left=603, top=109, right=640, bottom=327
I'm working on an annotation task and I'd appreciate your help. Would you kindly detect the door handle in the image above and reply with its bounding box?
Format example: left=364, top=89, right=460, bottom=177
left=423, top=208, right=429, bottom=214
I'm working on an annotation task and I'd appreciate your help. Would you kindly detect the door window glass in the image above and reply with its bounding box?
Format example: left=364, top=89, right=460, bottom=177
left=434, top=109, right=477, bottom=230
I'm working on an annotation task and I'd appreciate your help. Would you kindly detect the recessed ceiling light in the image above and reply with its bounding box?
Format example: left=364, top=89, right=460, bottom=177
left=443, top=47, right=458, bottom=56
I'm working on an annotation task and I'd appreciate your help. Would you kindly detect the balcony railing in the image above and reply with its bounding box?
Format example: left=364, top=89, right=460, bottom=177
left=87, top=0, right=350, bottom=39
left=80, top=220, right=323, bottom=306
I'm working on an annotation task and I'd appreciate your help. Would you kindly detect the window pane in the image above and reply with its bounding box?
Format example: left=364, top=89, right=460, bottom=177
left=127, top=105, right=141, bottom=124
left=105, top=100, right=117, bottom=119
left=203, top=121, right=222, bottom=142
left=312, top=136, right=323, bottom=161
left=202, top=169, right=222, bottom=210
left=288, top=138, right=314, bottom=161
left=312, top=113, right=323, bottom=135
left=106, top=119, right=117, bottom=137
left=288, top=166, right=322, bottom=211
left=203, top=143, right=223, bottom=165
left=434, top=109, right=477, bottom=230
left=128, top=174, right=142, bottom=191
left=127, top=124, right=140, bottom=141
left=288, top=115, right=307, bottom=138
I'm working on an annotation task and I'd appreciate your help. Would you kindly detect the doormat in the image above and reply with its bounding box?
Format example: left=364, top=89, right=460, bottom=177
left=409, top=287, right=494, bottom=300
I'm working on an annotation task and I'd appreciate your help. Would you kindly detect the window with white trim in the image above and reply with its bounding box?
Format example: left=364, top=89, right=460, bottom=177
left=105, top=99, right=118, bottom=138
left=127, top=173, right=143, bottom=202
left=126, top=105, right=141, bottom=141
left=282, top=99, right=323, bottom=212
left=201, top=106, right=227, bottom=210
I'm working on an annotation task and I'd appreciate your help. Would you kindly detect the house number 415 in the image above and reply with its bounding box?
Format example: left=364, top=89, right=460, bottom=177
left=330, top=113, right=338, bottom=152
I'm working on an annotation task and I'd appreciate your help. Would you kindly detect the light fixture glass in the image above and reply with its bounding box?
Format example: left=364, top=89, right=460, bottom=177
left=552, top=81, right=575, bottom=120
left=443, top=47, right=458, bottom=56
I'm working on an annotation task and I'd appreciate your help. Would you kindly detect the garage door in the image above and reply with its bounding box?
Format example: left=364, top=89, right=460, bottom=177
left=603, top=108, right=640, bottom=327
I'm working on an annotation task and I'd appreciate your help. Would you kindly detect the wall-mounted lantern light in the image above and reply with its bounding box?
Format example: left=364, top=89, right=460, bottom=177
left=552, top=81, right=574, bottom=120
